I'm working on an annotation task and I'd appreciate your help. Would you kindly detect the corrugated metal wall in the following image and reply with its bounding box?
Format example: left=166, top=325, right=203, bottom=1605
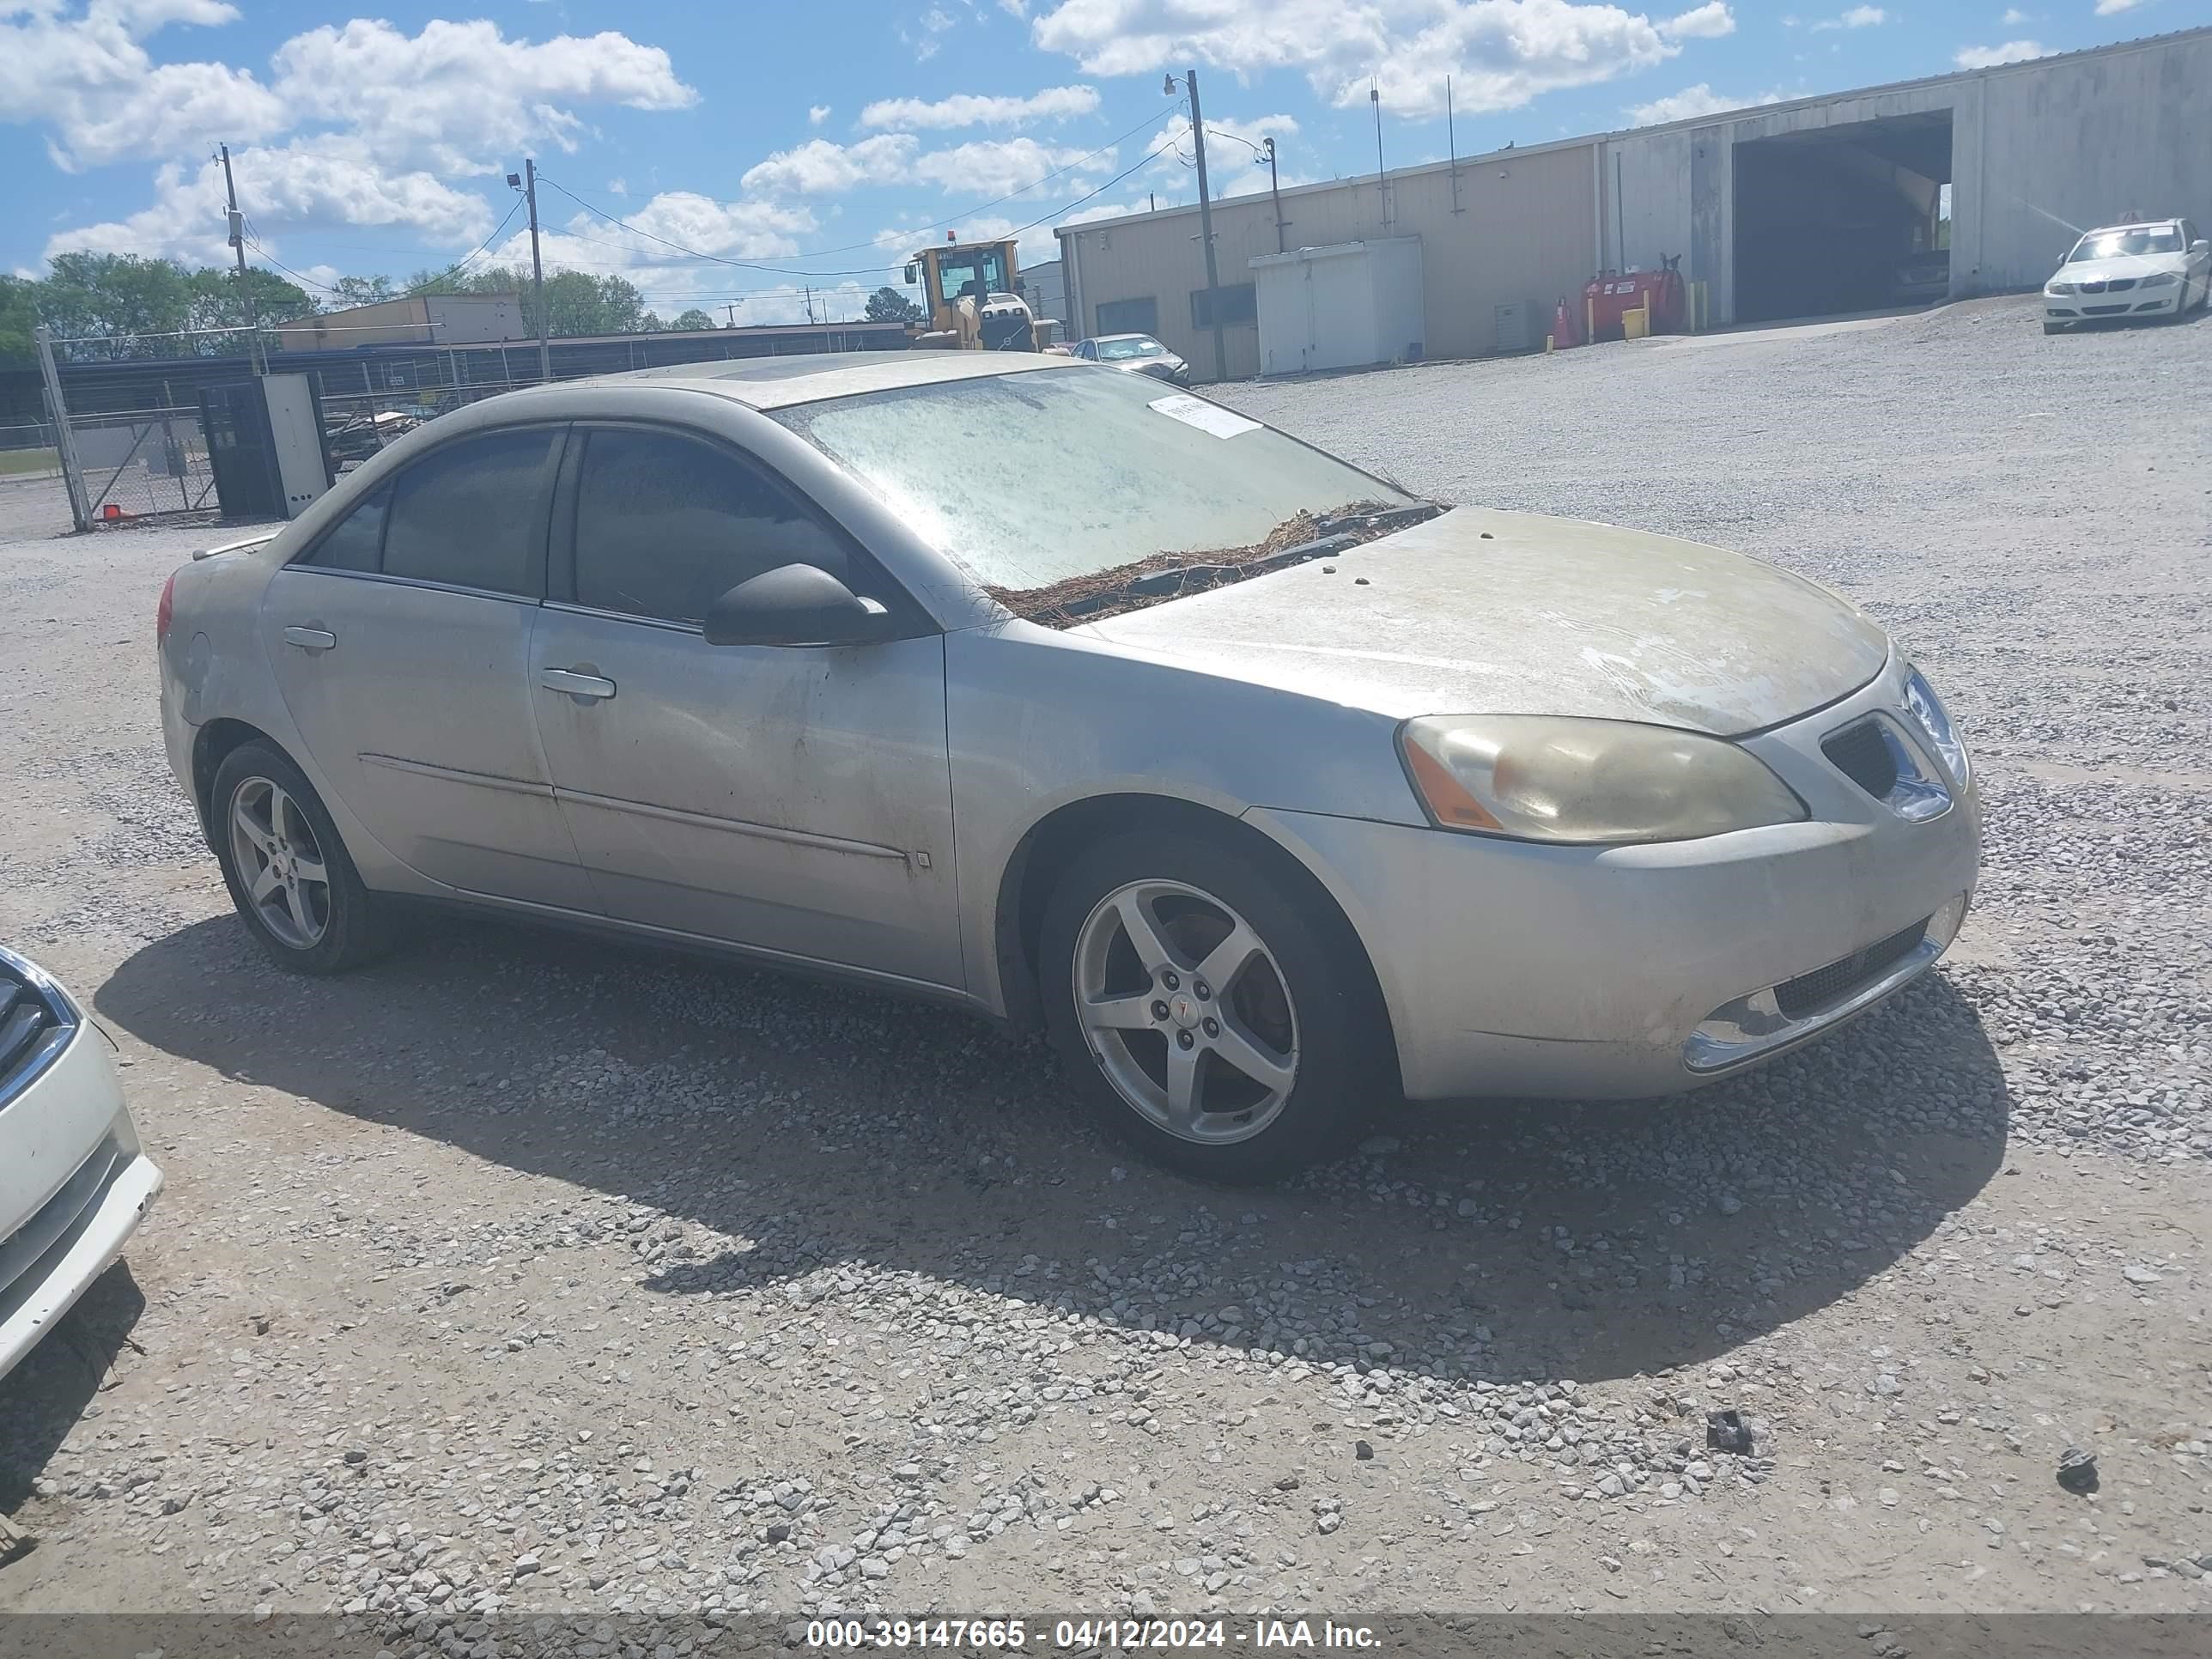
left=1060, top=137, right=1596, bottom=380
left=1063, top=27, right=2209, bottom=372
left=1973, top=28, right=2212, bottom=291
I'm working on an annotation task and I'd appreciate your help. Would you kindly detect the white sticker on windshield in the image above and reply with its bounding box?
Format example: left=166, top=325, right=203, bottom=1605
left=1147, top=392, right=1261, bottom=440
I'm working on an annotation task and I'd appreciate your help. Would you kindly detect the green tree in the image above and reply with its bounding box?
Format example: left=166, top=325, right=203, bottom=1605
left=670, top=307, right=716, bottom=331
left=402, top=264, right=652, bottom=337
left=0, top=276, right=37, bottom=368
left=185, top=267, right=315, bottom=337
left=330, top=275, right=398, bottom=307
left=864, top=285, right=925, bottom=324
left=36, top=252, right=196, bottom=358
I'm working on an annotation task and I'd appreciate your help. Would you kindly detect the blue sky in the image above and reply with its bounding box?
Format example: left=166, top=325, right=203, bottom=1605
left=4, top=0, right=2204, bottom=323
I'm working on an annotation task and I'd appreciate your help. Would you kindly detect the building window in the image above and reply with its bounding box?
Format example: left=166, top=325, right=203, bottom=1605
left=1095, top=297, right=1158, bottom=337
left=1190, top=283, right=1257, bottom=329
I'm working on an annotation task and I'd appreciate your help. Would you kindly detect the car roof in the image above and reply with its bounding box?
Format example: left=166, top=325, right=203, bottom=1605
left=2081, top=220, right=2181, bottom=235
left=552, top=349, right=1071, bottom=410
left=1092, top=333, right=1158, bottom=343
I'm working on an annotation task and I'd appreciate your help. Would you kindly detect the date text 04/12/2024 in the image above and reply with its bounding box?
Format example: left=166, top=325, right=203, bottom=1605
left=802, top=1619, right=1383, bottom=1650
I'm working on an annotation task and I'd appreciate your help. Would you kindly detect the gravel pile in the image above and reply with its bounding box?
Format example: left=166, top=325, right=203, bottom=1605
left=2, top=298, right=2209, bottom=1634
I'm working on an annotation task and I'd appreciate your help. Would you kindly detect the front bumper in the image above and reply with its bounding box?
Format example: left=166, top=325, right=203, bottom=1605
left=1250, top=658, right=1981, bottom=1101
left=1, top=998, right=163, bottom=1384
left=2045, top=284, right=2185, bottom=321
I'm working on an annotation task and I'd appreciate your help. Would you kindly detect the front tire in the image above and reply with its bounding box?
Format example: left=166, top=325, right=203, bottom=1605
left=210, top=740, right=392, bottom=974
left=1038, top=829, right=1386, bottom=1182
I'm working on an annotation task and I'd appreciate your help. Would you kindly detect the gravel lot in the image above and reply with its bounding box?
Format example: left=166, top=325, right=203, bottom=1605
left=2, top=297, right=2208, bottom=1642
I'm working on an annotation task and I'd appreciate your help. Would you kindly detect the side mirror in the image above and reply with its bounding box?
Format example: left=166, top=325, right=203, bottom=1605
left=2194, top=240, right=2210, bottom=256
left=702, top=563, right=892, bottom=648
left=903, top=263, right=919, bottom=285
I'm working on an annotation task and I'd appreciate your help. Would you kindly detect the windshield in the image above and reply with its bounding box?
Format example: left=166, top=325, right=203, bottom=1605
left=934, top=246, right=1010, bottom=303
left=2067, top=227, right=2181, bottom=261
left=1096, top=336, right=1166, bottom=361
left=770, top=366, right=1417, bottom=592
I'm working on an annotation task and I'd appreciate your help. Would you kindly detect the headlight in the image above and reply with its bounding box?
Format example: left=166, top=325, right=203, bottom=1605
left=2045, top=281, right=2074, bottom=295
left=2140, top=272, right=2179, bottom=289
left=1900, top=666, right=1969, bottom=787
left=1399, top=715, right=1807, bottom=845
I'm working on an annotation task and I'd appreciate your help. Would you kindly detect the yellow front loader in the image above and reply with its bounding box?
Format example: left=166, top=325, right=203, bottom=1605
left=905, top=237, right=1041, bottom=352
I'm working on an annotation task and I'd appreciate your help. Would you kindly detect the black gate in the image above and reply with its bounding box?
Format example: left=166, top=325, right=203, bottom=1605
left=198, top=380, right=283, bottom=521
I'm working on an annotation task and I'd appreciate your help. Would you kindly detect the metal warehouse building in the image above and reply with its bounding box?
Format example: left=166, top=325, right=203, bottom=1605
left=1055, top=27, right=2212, bottom=380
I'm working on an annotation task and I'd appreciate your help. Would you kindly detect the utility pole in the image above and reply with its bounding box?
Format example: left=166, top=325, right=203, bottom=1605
left=520, top=159, right=552, bottom=384
left=804, top=285, right=817, bottom=325
left=1185, top=68, right=1228, bottom=383
left=725, top=303, right=738, bottom=327
left=1371, top=88, right=1388, bottom=234
left=219, top=143, right=263, bottom=374
left=34, top=325, right=90, bottom=532
left=1263, top=137, right=1286, bottom=254
left=1447, top=76, right=1464, bottom=215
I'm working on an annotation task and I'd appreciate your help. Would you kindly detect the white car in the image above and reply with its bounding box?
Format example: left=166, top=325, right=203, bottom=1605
left=2043, top=219, right=2211, bottom=333
left=0, top=945, right=163, bottom=1382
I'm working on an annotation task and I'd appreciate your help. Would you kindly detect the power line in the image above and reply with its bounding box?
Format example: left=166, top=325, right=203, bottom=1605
left=245, top=198, right=526, bottom=303
left=530, top=102, right=1183, bottom=279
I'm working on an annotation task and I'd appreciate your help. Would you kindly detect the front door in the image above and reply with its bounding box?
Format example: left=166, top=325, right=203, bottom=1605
left=529, top=423, right=961, bottom=988
left=261, top=425, right=594, bottom=910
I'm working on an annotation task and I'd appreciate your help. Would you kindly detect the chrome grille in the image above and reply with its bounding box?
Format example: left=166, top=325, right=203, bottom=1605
left=0, top=948, right=76, bottom=1105
left=1822, top=720, right=1898, bottom=799
left=2106, top=277, right=2138, bottom=292
left=1775, top=921, right=1929, bottom=1018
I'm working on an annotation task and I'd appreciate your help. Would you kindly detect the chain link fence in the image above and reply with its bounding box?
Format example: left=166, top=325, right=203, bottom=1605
left=0, top=421, right=63, bottom=483
left=63, top=407, right=216, bottom=520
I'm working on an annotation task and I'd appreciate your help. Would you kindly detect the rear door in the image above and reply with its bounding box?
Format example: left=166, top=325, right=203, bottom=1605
left=260, top=425, right=594, bottom=910
left=529, top=422, right=962, bottom=987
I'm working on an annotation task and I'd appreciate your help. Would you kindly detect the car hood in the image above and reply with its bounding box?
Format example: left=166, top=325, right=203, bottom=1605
left=2057, top=253, right=2185, bottom=282
left=1075, top=506, right=1891, bottom=735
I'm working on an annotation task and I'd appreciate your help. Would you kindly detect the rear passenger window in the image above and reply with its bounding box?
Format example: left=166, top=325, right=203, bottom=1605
left=571, top=428, right=850, bottom=625
left=297, top=485, right=389, bottom=572
left=381, top=429, right=557, bottom=596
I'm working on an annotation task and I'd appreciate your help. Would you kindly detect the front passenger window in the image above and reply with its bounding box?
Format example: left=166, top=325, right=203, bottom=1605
left=381, top=428, right=558, bottom=596
left=572, top=428, right=851, bottom=626
left=296, top=484, right=389, bottom=572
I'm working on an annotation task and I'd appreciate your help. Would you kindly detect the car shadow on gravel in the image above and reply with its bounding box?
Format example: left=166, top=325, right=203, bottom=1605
left=0, top=1263, right=147, bottom=1516
left=97, top=913, right=2011, bottom=1390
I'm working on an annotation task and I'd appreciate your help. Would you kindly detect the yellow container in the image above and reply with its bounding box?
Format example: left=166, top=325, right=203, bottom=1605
left=1622, top=305, right=1651, bottom=341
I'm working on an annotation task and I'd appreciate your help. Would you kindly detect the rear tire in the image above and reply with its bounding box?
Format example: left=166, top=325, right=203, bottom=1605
left=210, top=740, right=394, bottom=975
left=1038, top=828, right=1387, bottom=1183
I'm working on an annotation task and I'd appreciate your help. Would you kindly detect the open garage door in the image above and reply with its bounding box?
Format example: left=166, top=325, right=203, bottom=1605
left=1734, top=112, right=1954, bottom=325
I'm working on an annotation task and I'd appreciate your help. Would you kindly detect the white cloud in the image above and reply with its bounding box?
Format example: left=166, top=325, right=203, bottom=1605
left=910, top=137, right=1096, bottom=195
left=13, top=9, right=705, bottom=271
left=2000, top=7, right=2027, bottom=21
left=1811, top=5, right=1886, bottom=28
left=607, top=177, right=628, bottom=195
left=740, top=134, right=921, bottom=197
left=2093, top=0, right=2143, bottom=13
left=859, top=84, right=1100, bottom=129
left=270, top=20, right=694, bottom=174
left=0, top=0, right=286, bottom=169
left=1031, top=0, right=1717, bottom=119
left=808, top=103, right=832, bottom=125
left=1661, top=3, right=1736, bottom=40
left=1624, top=82, right=1782, bottom=124
left=1955, top=38, right=2048, bottom=68
left=43, top=136, right=494, bottom=265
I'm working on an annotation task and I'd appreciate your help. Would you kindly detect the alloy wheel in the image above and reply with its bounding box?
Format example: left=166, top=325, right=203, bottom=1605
left=228, top=776, right=332, bottom=950
left=1072, top=878, right=1300, bottom=1145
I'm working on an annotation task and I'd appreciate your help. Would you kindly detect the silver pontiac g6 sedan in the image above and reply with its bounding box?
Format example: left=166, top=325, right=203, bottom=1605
left=158, top=353, right=1978, bottom=1182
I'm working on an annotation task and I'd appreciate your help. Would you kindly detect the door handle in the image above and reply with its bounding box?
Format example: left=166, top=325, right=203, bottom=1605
left=540, top=667, right=617, bottom=702
left=282, top=625, right=337, bottom=650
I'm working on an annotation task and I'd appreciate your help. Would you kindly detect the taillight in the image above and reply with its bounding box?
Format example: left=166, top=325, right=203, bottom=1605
left=156, top=572, right=176, bottom=647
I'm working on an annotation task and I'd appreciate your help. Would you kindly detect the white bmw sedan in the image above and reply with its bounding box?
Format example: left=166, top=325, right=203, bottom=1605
left=0, top=945, right=163, bottom=1382
left=2043, top=219, right=2211, bottom=332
